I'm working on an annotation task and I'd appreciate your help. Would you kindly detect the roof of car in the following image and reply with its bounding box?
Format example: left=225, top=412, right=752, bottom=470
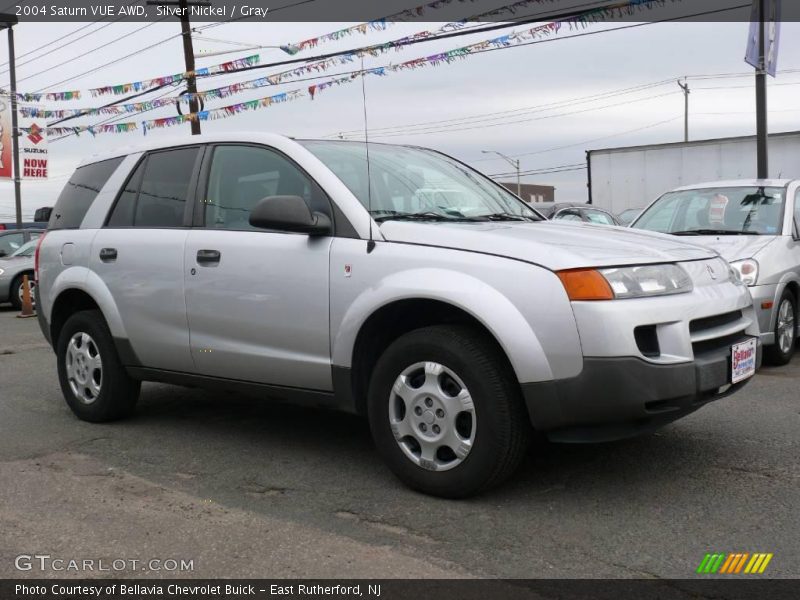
left=77, top=132, right=298, bottom=167
left=672, top=179, right=795, bottom=191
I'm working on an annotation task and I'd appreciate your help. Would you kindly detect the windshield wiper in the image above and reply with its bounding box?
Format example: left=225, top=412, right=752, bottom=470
left=466, top=212, right=540, bottom=222
left=671, top=229, right=759, bottom=236
left=373, top=211, right=454, bottom=223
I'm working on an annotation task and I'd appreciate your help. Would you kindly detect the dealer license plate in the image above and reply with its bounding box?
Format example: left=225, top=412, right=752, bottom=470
left=731, top=338, right=757, bottom=384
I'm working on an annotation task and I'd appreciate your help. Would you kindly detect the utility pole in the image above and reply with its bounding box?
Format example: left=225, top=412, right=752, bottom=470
left=482, top=150, right=521, bottom=197
left=0, top=13, right=21, bottom=230
left=677, top=78, right=690, bottom=142
left=147, top=0, right=208, bottom=135
left=755, top=0, right=768, bottom=178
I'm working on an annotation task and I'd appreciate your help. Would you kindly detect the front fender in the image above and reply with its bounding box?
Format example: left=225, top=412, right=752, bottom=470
left=333, top=267, right=557, bottom=383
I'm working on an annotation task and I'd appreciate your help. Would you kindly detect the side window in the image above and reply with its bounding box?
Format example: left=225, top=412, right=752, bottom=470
left=584, top=209, right=615, bottom=225
left=0, top=232, right=24, bottom=256
left=49, top=157, right=123, bottom=230
left=136, top=148, right=199, bottom=227
left=106, top=148, right=199, bottom=228
left=555, top=209, right=582, bottom=222
left=204, top=145, right=327, bottom=230
left=106, top=159, right=145, bottom=227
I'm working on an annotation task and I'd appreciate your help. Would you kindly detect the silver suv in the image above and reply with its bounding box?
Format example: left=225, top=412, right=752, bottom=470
left=35, top=134, right=761, bottom=497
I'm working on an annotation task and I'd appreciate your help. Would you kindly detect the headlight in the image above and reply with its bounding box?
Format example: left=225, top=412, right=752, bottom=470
left=0, top=268, right=4, bottom=276
left=600, top=264, right=693, bottom=299
left=730, top=259, right=758, bottom=286
left=558, top=264, right=693, bottom=300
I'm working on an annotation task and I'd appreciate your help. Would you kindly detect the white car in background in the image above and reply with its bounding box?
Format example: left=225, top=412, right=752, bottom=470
left=633, top=180, right=800, bottom=365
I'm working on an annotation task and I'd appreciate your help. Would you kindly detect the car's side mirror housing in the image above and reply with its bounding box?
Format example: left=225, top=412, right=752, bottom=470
left=248, top=195, right=331, bottom=236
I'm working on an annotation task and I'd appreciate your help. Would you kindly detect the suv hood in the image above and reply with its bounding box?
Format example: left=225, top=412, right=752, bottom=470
left=675, top=235, right=777, bottom=262
left=378, top=220, right=716, bottom=270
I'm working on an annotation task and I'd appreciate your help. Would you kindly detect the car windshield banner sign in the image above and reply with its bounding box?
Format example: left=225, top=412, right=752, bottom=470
left=745, top=0, right=781, bottom=77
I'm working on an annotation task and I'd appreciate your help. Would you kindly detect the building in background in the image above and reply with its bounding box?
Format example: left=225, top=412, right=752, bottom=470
left=498, top=182, right=555, bottom=203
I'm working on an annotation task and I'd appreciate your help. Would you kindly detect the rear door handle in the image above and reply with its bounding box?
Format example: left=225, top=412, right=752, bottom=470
left=196, top=249, right=221, bottom=265
left=99, top=248, right=117, bottom=262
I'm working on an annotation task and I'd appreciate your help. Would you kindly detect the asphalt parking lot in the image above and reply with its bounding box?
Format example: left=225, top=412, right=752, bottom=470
left=1, top=306, right=798, bottom=579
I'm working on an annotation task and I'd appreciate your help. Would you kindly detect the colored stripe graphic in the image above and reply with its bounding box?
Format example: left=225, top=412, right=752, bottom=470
left=699, top=553, right=773, bottom=575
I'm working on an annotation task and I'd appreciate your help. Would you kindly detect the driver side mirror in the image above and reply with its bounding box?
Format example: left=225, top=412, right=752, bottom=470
left=249, top=195, right=331, bottom=236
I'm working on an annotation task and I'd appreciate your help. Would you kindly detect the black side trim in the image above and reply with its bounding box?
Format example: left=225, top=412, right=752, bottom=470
left=113, top=337, right=142, bottom=367
left=126, top=367, right=343, bottom=410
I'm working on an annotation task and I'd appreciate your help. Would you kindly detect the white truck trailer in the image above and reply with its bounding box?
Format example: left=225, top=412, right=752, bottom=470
left=587, top=130, right=800, bottom=214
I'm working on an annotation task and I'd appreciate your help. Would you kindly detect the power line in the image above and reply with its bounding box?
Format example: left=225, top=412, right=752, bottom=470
left=0, top=0, right=147, bottom=75
left=471, top=116, right=682, bottom=161
left=331, top=80, right=675, bottom=138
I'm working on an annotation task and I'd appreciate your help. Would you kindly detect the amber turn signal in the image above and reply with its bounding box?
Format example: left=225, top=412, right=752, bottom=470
left=557, top=268, right=615, bottom=301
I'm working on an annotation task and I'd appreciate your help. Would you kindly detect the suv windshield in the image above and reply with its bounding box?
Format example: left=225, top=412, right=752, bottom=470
left=633, top=186, right=785, bottom=235
left=299, top=140, right=542, bottom=222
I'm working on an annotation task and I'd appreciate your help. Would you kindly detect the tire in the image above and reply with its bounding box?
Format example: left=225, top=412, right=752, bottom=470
left=764, top=289, right=797, bottom=366
left=56, top=309, right=140, bottom=422
left=367, top=325, right=530, bottom=498
left=9, top=274, right=35, bottom=311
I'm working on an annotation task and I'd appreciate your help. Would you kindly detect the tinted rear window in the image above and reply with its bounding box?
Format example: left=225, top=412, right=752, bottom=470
left=49, top=157, right=123, bottom=230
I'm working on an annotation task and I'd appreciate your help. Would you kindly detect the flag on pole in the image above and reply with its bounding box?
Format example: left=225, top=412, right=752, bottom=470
left=745, top=0, right=781, bottom=77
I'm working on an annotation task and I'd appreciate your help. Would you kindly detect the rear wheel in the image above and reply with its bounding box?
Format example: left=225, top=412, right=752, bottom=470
left=367, top=325, right=530, bottom=498
left=56, top=310, right=140, bottom=422
left=765, top=289, right=796, bottom=366
left=9, top=274, right=35, bottom=310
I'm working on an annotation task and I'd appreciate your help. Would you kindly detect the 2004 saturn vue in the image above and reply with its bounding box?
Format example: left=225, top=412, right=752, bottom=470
left=34, top=134, right=761, bottom=497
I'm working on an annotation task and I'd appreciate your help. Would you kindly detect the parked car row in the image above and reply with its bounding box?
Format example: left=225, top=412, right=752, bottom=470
left=32, top=134, right=763, bottom=498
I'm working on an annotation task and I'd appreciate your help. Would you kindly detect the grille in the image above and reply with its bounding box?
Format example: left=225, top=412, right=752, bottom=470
left=690, top=310, right=742, bottom=334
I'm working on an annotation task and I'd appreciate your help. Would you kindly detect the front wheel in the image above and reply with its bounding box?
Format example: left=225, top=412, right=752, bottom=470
left=56, top=310, right=140, bottom=422
left=367, top=325, right=530, bottom=498
left=765, top=289, right=796, bottom=366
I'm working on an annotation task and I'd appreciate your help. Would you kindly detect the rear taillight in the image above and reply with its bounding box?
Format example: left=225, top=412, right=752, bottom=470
left=0, top=224, right=6, bottom=230
left=34, top=232, right=46, bottom=282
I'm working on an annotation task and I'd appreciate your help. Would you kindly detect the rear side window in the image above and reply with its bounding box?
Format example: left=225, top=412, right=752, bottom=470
left=106, top=147, right=199, bottom=228
left=49, top=157, right=123, bottom=230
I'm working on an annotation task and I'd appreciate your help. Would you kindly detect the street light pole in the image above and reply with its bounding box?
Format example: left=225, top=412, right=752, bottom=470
left=0, top=13, right=21, bottom=230
left=482, top=150, right=521, bottom=197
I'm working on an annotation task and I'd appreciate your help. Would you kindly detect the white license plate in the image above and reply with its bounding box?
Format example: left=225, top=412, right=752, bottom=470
left=731, top=338, right=757, bottom=384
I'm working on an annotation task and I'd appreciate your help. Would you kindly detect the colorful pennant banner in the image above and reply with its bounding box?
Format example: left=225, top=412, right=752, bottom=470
left=31, top=0, right=671, bottom=137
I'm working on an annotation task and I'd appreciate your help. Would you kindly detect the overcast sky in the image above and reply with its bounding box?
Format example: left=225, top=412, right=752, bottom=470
left=1, top=1, right=799, bottom=219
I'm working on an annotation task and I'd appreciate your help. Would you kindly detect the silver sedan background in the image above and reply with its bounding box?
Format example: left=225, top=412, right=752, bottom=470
left=0, top=239, right=37, bottom=310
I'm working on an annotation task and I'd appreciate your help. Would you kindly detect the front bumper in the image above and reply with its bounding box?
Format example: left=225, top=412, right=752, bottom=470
left=523, top=338, right=762, bottom=443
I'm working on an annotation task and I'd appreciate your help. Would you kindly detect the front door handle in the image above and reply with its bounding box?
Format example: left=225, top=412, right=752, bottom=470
left=99, top=248, right=117, bottom=262
left=196, top=249, right=221, bottom=265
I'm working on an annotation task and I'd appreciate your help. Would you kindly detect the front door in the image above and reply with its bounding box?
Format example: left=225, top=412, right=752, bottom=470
left=183, top=144, right=333, bottom=390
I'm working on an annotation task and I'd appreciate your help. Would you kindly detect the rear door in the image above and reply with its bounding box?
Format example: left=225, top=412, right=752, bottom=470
left=89, top=146, right=203, bottom=372
left=183, top=144, right=333, bottom=390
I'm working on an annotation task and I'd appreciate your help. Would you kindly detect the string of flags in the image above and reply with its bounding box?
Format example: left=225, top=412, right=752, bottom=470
left=7, top=0, right=555, bottom=103
left=19, top=0, right=672, bottom=138
left=20, top=0, right=557, bottom=120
